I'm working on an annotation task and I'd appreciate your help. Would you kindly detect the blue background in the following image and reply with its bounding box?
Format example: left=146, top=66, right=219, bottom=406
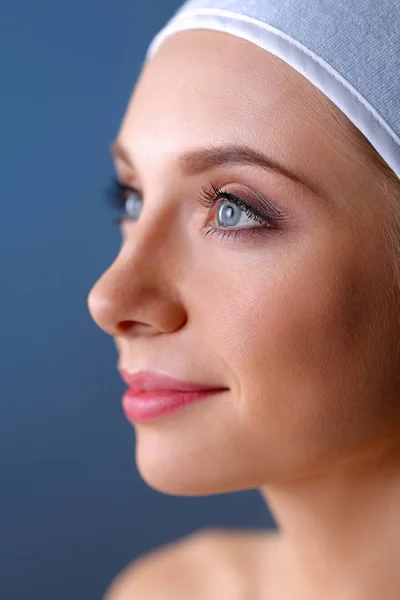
left=0, top=1, right=274, bottom=599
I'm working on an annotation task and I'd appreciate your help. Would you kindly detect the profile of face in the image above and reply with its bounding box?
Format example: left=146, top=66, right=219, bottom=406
left=87, top=29, right=400, bottom=496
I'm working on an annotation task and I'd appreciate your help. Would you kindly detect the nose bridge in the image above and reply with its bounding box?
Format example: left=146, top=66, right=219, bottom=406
left=122, top=199, right=182, bottom=275
left=87, top=209, right=186, bottom=336
left=118, top=220, right=171, bottom=289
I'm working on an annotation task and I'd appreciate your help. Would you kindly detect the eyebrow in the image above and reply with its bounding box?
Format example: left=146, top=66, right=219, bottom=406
left=110, top=140, right=321, bottom=197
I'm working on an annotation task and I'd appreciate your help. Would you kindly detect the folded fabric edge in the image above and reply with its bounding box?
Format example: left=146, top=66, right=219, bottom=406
left=144, top=8, right=400, bottom=180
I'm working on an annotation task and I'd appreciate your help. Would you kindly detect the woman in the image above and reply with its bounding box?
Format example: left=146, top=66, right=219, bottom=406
left=87, top=0, right=400, bottom=597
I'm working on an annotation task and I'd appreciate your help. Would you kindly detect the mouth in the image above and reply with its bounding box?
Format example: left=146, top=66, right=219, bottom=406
left=121, top=388, right=226, bottom=422
left=119, top=369, right=229, bottom=422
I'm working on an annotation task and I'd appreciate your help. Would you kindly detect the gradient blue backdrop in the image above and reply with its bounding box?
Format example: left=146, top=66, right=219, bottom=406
left=0, top=1, right=275, bottom=598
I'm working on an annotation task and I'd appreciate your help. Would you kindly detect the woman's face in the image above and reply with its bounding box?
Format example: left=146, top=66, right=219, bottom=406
left=87, top=30, right=400, bottom=494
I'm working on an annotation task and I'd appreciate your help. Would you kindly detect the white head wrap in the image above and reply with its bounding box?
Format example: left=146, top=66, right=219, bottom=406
left=145, top=0, right=400, bottom=179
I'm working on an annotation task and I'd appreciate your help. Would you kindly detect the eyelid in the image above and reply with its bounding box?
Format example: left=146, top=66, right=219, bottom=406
left=228, top=183, right=286, bottom=219
left=196, top=180, right=286, bottom=221
left=108, top=175, right=291, bottom=232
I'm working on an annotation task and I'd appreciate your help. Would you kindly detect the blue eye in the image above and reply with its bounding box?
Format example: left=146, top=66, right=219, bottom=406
left=124, top=190, right=142, bottom=219
left=196, top=181, right=286, bottom=241
left=215, top=199, right=263, bottom=228
left=106, top=176, right=142, bottom=226
left=105, top=175, right=287, bottom=239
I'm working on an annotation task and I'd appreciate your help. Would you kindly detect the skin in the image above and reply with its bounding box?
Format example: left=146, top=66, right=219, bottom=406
left=87, top=29, right=400, bottom=598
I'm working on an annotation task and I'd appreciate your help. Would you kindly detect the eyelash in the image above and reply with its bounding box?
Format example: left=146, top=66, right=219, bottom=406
left=106, top=175, right=286, bottom=240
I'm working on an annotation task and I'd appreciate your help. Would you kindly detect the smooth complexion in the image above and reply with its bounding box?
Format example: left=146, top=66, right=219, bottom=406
left=88, top=29, right=400, bottom=599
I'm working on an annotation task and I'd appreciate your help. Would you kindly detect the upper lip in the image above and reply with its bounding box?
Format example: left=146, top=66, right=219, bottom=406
left=119, top=369, right=227, bottom=393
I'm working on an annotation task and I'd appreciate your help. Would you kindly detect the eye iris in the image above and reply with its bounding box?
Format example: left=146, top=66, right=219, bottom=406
left=217, top=201, right=241, bottom=227
left=126, top=192, right=142, bottom=219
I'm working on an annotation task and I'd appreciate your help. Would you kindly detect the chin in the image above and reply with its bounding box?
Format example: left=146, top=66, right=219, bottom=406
left=132, top=427, right=257, bottom=497
left=139, top=466, right=214, bottom=496
left=135, top=447, right=225, bottom=496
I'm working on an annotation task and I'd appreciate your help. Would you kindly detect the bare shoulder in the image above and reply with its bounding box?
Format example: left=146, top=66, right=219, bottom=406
left=102, top=529, right=220, bottom=600
left=103, top=528, right=278, bottom=600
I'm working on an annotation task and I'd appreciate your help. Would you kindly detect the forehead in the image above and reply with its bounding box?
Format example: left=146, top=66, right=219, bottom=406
left=115, top=29, right=369, bottom=203
left=121, top=29, right=322, bottom=147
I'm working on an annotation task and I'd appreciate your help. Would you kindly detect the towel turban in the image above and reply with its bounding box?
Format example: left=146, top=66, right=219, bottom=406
left=144, top=0, right=400, bottom=179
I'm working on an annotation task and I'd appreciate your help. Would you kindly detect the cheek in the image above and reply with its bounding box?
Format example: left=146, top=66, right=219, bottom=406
left=210, top=253, right=353, bottom=409
left=194, top=233, right=392, bottom=473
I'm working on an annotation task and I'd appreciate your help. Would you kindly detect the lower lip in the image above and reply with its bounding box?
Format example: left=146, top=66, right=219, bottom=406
left=122, top=388, right=223, bottom=422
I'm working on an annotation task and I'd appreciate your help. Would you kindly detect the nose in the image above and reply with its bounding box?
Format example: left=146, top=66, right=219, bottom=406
left=87, top=223, right=187, bottom=338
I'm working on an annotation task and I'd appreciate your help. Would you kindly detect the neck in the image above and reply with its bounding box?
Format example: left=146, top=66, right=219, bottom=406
left=260, top=437, right=400, bottom=599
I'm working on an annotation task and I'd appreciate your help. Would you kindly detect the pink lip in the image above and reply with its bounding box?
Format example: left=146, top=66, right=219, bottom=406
left=119, top=369, right=223, bottom=393
left=119, top=369, right=228, bottom=421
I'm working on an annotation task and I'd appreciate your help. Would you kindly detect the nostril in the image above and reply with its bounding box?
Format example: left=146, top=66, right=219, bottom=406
left=118, top=321, right=133, bottom=332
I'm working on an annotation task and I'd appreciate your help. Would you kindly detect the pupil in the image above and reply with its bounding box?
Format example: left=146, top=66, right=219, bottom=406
left=218, top=201, right=240, bottom=227
left=126, top=193, right=141, bottom=218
